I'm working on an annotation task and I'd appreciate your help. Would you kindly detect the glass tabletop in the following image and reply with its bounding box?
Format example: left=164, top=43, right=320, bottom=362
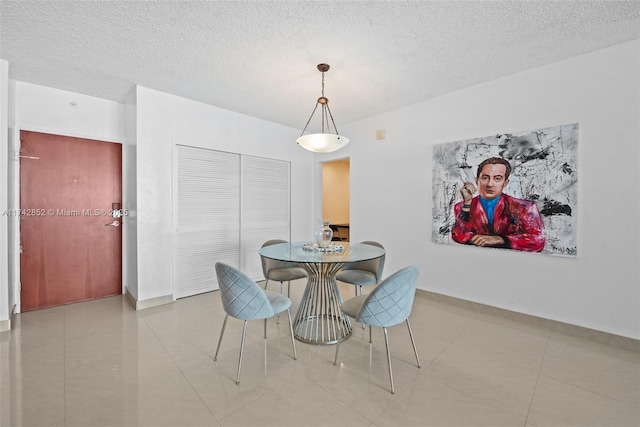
left=259, top=241, right=385, bottom=264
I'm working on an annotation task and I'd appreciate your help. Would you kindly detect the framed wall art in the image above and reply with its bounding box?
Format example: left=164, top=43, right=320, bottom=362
left=432, top=123, right=578, bottom=257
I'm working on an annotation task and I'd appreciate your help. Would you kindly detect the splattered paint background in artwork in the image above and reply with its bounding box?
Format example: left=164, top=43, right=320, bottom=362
left=432, top=123, right=578, bottom=256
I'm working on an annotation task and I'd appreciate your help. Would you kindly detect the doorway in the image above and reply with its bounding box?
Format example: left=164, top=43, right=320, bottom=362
left=19, top=130, right=122, bottom=311
left=321, top=159, right=350, bottom=241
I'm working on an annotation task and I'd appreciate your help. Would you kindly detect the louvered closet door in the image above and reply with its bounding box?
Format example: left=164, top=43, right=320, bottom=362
left=176, top=146, right=240, bottom=298
left=240, top=156, right=291, bottom=280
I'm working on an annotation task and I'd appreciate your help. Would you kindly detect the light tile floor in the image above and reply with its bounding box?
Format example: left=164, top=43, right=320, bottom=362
left=1, top=279, right=638, bottom=427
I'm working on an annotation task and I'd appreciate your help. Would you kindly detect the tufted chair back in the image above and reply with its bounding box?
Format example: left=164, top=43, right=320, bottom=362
left=216, top=262, right=275, bottom=320
left=355, top=265, right=419, bottom=328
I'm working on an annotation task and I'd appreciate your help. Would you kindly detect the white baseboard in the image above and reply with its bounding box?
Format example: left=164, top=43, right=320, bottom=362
left=416, top=289, right=639, bottom=353
left=0, top=318, right=10, bottom=333
left=125, top=288, right=174, bottom=311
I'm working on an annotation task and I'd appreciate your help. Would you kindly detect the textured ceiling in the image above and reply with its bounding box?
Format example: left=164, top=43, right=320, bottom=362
left=1, top=1, right=639, bottom=131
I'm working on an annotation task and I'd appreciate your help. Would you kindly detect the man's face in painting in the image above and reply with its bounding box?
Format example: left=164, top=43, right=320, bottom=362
left=476, top=163, right=509, bottom=200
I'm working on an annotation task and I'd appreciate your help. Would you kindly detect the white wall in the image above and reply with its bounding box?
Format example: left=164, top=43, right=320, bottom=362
left=322, top=39, right=640, bottom=339
left=134, top=86, right=315, bottom=302
left=2, top=81, right=314, bottom=312
left=14, top=82, right=125, bottom=143
left=9, top=82, right=126, bottom=312
left=0, top=59, right=9, bottom=329
left=3, top=40, right=638, bottom=340
left=123, top=89, right=138, bottom=300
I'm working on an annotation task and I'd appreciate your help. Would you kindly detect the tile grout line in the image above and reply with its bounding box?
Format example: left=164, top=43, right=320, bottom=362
left=63, top=305, right=67, bottom=425
left=139, top=310, right=224, bottom=425
left=523, top=336, right=549, bottom=427
left=367, top=311, right=478, bottom=426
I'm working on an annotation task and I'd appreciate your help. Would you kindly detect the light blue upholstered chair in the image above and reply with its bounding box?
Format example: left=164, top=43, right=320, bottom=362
left=335, top=241, right=385, bottom=297
left=333, top=265, right=421, bottom=394
left=214, top=262, right=297, bottom=385
left=260, top=239, right=308, bottom=298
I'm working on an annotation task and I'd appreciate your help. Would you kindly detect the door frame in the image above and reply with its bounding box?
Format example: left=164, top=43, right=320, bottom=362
left=318, top=157, right=351, bottom=237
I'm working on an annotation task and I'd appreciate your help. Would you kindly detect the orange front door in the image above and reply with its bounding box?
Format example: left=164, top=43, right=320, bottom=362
left=19, top=130, right=122, bottom=311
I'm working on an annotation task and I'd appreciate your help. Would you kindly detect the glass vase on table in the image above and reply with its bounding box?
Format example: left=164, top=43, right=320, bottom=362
left=315, top=219, right=333, bottom=248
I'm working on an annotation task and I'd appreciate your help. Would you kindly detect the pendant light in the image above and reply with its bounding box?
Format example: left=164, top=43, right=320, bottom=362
left=296, top=63, right=350, bottom=153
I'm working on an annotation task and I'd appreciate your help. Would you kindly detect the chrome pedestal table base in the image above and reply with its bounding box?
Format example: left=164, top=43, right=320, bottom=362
left=293, top=262, right=352, bottom=345
left=258, top=241, right=385, bottom=346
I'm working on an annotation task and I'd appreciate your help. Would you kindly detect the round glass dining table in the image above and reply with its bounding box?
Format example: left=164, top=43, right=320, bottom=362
left=259, top=241, right=385, bottom=345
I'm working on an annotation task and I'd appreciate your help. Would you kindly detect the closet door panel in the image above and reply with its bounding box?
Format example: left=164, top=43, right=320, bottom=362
left=240, top=156, right=291, bottom=280
left=176, top=146, right=240, bottom=298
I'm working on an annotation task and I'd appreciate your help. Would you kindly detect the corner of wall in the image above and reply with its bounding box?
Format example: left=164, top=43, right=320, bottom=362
left=0, top=319, right=10, bottom=333
left=123, top=87, right=139, bottom=301
left=0, top=59, right=11, bottom=325
left=131, top=292, right=173, bottom=311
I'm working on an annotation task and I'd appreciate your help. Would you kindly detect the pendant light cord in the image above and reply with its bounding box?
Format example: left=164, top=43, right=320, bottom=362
left=298, top=64, right=342, bottom=137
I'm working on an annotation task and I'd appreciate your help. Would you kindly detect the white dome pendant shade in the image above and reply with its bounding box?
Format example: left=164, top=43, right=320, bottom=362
left=296, top=133, right=349, bottom=153
left=296, top=63, right=350, bottom=153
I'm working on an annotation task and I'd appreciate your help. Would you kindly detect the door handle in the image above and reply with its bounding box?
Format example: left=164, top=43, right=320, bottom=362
left=105, top=221, right=120, bottom=227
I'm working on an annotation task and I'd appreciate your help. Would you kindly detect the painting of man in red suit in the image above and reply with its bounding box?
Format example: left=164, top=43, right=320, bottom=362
left=451, top=157, right=545, bottom=252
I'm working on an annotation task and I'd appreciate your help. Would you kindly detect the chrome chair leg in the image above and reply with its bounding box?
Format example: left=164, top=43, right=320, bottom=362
left=358, top=286, right=365, bottom=329
left=351, top=285, right=366, bottom=328
left=214, top=314, right=229, bottom=361
left=333, top=322, right=342, bottom=365
left=383, top=327, right=395, bottom=394
left=264, top=318, right=268, bottom=362
left=369, top=325, right=373, bottom=366
left=286, top=309, right=297, bottom=360
left=264, top=280, right=281, bottom=324
left=406, top=319, right=421, bottom=368
left=264, top=278, right=281, bottom=323
left=236, top=320, right=248, bottom=385
left=275, top=281, right=286, bottom=323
